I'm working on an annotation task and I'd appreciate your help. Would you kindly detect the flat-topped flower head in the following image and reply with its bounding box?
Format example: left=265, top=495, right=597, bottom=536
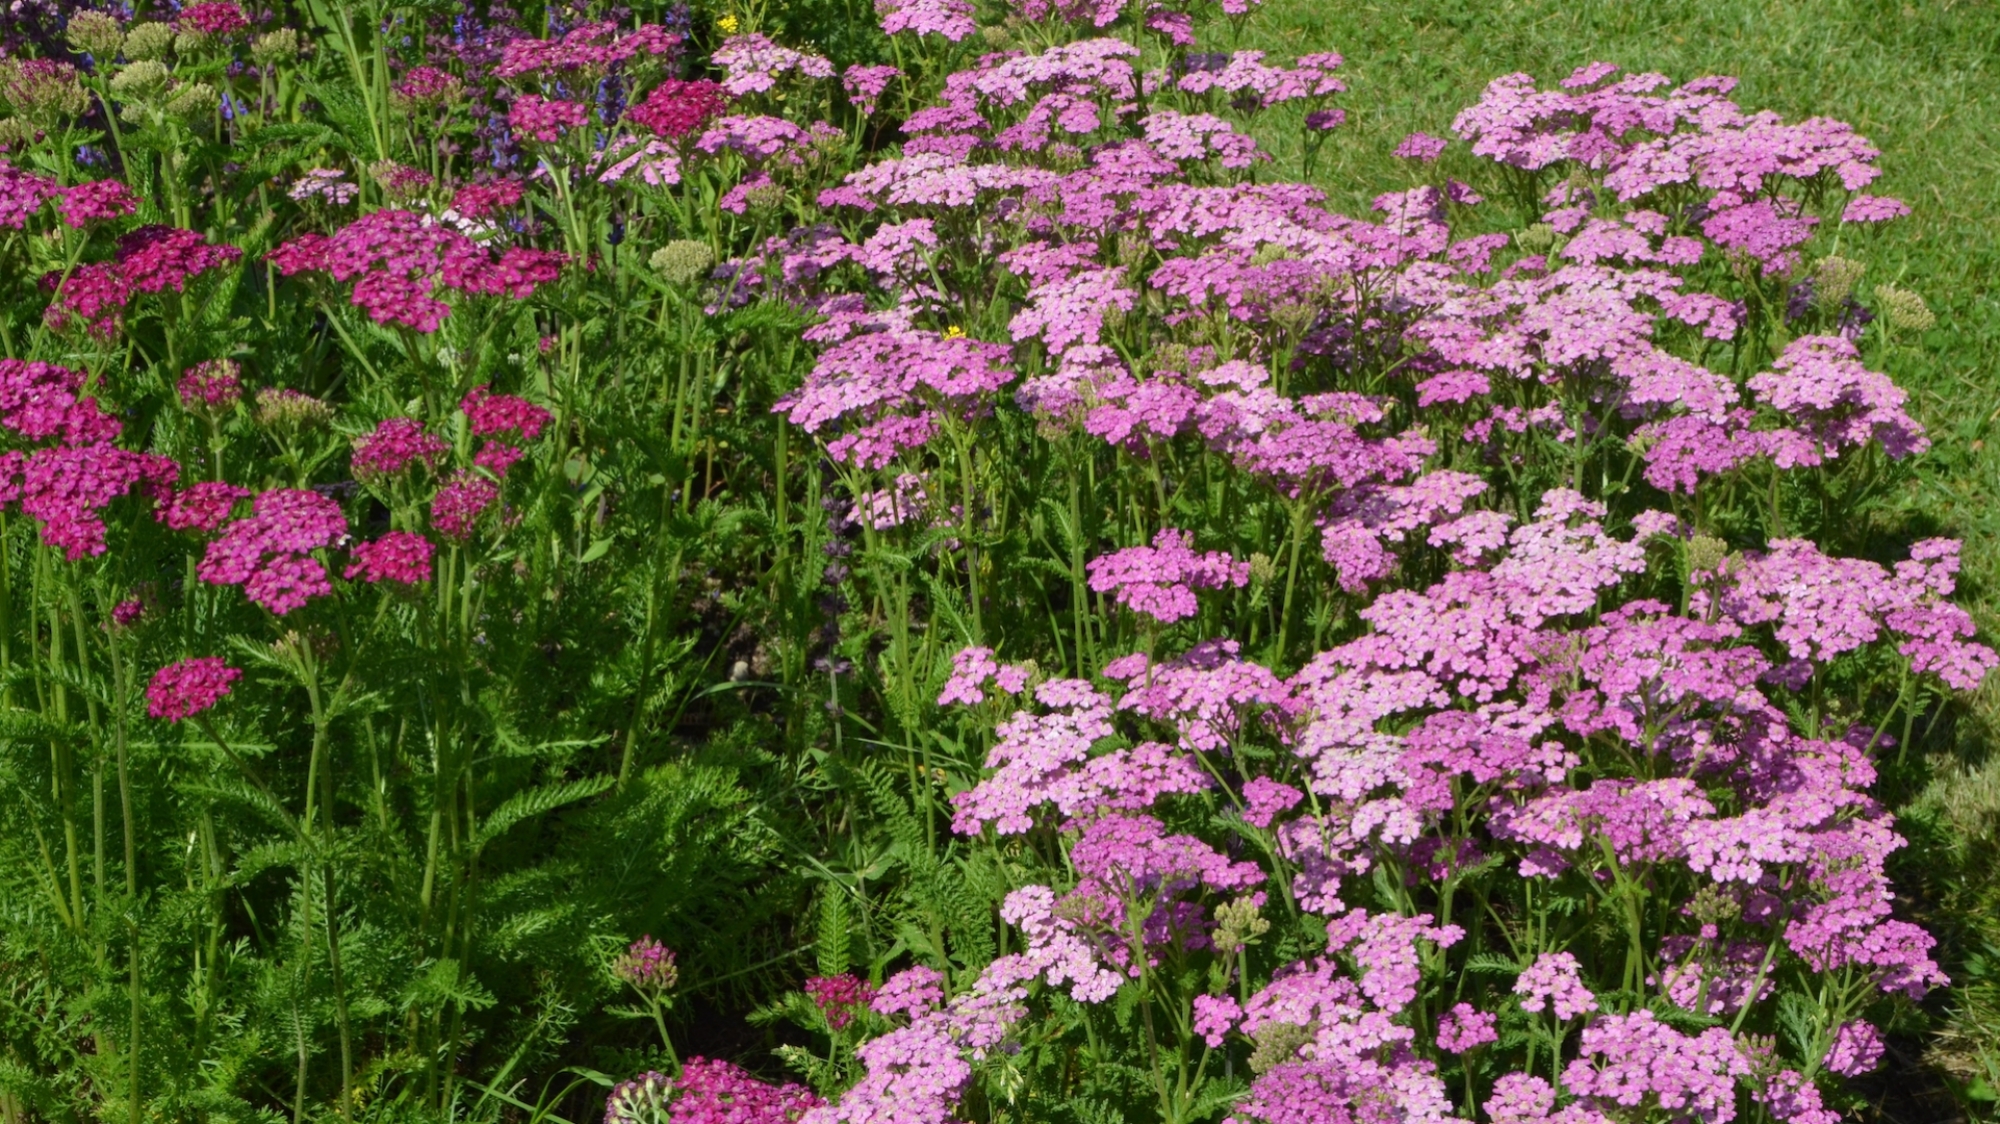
left=712, top=33, right=836, bottom=97
left=197, top=488, right=348, bottom=614
left=0, top=161, right=58, bottom=228
left=116, top=226, right=242, bottom=294
left=628, top=79, right=728, bottom=138
left=289, top=169, right=358, bottom=205
left=58, top=180, right=140, bottom=228
left=1086, top=528, right=1250, bottom=623
left=492, top=20, right=681, bottom=80
left=352, top=417, right=450, bottom=480
left=1435, top=1003, right=1497, bottom=1052
left=462, top=386, right=552, bottom=441
left=0, top=358, right=119, bottom=445
left=1513, top=950, right=1597, bottom=1019
left=671, top=1058, right=821, bottom=1123
left=1394, top=131, right=1448, bottom=162
left=177, top=2, right=250, bottom=36
left=877, top=0, right=976, bottom=40
left=843, top=65, right=900, bottom=116
left=805, top=974, right=878, bottom=1029
left=3, top=445, right=178, bottom=559
left=147, top=657, right=241, bottom=722
left=268, top=210, right=565, bottom=332
left=345, top=532, right=435, bottom=584
left=449, top=180, right=523, bottom=219
left=432, top=471, right=501, bottom=540
left=159, top=482, right=250, bottom=532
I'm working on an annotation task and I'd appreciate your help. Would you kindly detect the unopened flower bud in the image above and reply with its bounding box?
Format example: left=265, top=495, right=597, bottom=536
left=1271, top=300, right=1317, bottom=336
left=1687, top=884, right=1741, bottom=927
left=613, top=935, right=680, bottom=994
left=1248, top=1021, right=1310, bottom=1074
left=1248, top=552, right=1276, bottom=586
left=604, top=1071, right=671, bottom=1124
left=179, top=359, right=242, bottom=415
left=1811, top=254, right=1863, bottom=310
left=122, top=22, right=176, bottom=61
left=250, top=28, right=301, bottom=66
left=1685, top=534, right=1728, bottom=577
left=1514, top=222, right=1556, bottom=254
left=165, top=81, right=220, bottom=120
left=368, top=159, right=434, bottom=200
left=254, top=387, right=333, bottom=430
left=6, top=59, right=89, bottom=125
left=174, top=29, right=212, bottom=55
left=1213, top=896, right=1270, bottom=954
left=68, top=11, right=127, bottom=59
left=110, top=60, right=172, bottom=100
left=1148, top=343, right=1190, bottom=375
left=1249, top=243, right=1295, bottom=267
left=743, top=182, right=785, bottom=219
left=649, top=239, right=715, bottom=286
left=0, top=118, right=38, bottom=147
left=1873, top=284, right=1935, bottom=333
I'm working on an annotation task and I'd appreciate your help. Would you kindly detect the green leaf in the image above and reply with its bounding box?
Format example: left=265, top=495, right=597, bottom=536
left=476, top=774, right=617, bottom=851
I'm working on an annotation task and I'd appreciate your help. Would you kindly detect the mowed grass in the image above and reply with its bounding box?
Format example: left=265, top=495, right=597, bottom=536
left=1227, top=1, right=2000, bottom=1117
left=1242, top=0, right=2000, bottom=588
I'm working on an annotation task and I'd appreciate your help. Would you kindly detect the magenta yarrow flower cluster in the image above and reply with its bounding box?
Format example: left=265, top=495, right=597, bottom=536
left=612, top=1058, right=818, bottom=1124
left=344, top=532, right=435, bottom=585
left=613, top=935, right=679, bottom=993
left=804, top=974, right=877, bottom=1030
left=627, top=79, right=729, bottom=139
left=352, top=417, right=451, bottom=480
left=268, top=210, right=564, bottom=332
left=197, top=489, right=349, bottom=614
left=49, top=226, right=242, bottom=337
left=178, top=360, right=243, bottom=414
left=146, top=657, right=242, bottom=722
left=0, top=359, right=179, bottom=559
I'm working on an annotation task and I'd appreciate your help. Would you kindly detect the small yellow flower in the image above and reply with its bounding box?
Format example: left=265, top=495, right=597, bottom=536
left=717, top=14, right=739, bottom=33
left=942, top=325, right=966, bottom=339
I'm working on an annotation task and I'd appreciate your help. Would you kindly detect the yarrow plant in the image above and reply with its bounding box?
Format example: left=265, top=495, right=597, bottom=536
left=0, top=2, right=1985, bottom=1124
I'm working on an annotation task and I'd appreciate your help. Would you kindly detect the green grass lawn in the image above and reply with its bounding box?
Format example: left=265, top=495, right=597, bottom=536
left=1233, top=1, right=2000, bottom=1116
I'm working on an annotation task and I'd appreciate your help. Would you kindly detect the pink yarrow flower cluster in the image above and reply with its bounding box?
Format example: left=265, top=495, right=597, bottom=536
left=197, top=489, right=349, bottom=614
left=268, top=210, right=564, bottom=332
left=492, top=20, right=682, bottom=79
left=712, top=33, right=836, bottom=97
left=49, top=226, right=242, bottom=336
left=1086, top=528, right=1250, bottom=623
left=627, top=80, right=728, bottom=139
left=352, top=417, right=451, bottom=480
left=0, top=360, right=179, bottom=559
left=146, top=657, right=241, bottom=722
left=804, top=974, right=877, bottom=1029
left=57, top=180, right=140, bottom=228
left=345, top=532, right=435, bottom=585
